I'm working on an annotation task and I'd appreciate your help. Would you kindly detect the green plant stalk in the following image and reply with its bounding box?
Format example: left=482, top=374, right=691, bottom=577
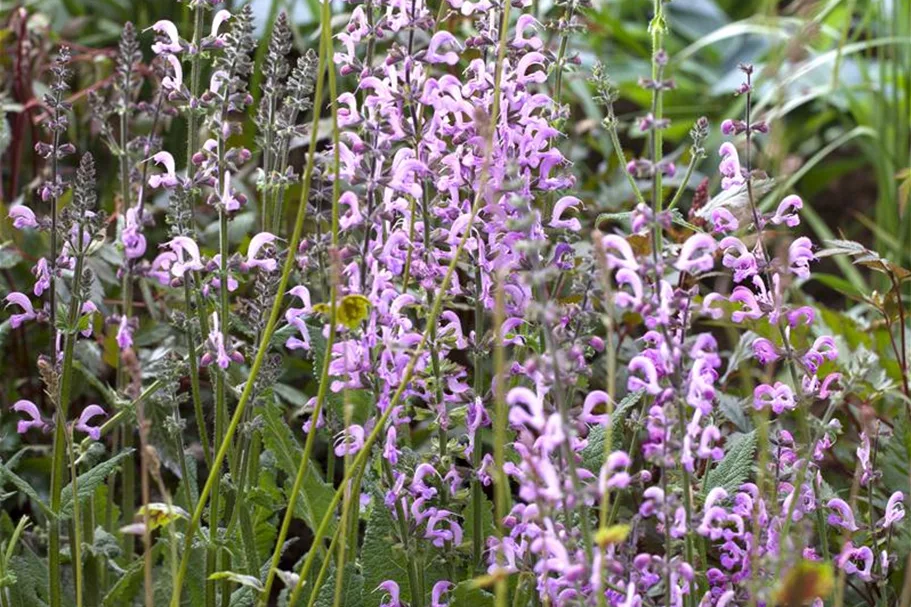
left=47, top=85, right=64, bottom=607
left=53, top=229, right=90, bottom=607
left=257, top=7, right=342, bottom=601
left=492, top=272, right=509, bottom=607
left=168, top=8, right=333, bottom=604
left=184, top=280, right=213, bottom=469
left=470, top=263, right=486, bottom=569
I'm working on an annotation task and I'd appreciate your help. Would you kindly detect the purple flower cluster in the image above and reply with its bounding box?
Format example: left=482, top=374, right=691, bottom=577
left=4, top=4, right=903, bottom=607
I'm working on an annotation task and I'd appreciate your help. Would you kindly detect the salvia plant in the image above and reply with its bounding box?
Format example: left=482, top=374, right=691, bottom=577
left=1, top=1, right=910, bottom=607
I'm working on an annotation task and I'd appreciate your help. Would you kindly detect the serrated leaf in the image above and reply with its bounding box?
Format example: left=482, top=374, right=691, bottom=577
left=313, top=563, right=364, bottom=607
left=0, top=462, right=54, bottom=519
left=101, top=542, right=164, bottom=607
left=701, top=431, right=757, bottom=498
left=60, top=449, right=135, bottom=519
left=361, top=505, right=447, bottom=607
left=581, top=390, right=644, bottom=473
left=260, top=403, right=336, bottom=534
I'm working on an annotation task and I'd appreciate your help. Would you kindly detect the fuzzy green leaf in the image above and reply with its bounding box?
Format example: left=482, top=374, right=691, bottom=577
left=702, top=431, right=757, bottom=498
left=60, top=449, right=135, bottom=519
left=581, top=390, right=644, bottom=473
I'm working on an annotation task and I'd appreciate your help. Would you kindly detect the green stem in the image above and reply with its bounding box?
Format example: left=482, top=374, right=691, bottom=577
left=257, top=4, right=342, bottom=599
left=168, top=8, right=332, bottom=605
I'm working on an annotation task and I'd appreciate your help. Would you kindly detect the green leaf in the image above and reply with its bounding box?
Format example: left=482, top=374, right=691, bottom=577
left=361, top=505, right=447, bottom=607
left=581, top=390, right=644, bottom=473
left=0, top=462, right=54, bottom=519
left=209, top=571, right=264, bottom=592
left=701, top=431, right=757, bottom=499
left=313, top=563, right=364, bottom=607
left=101, top=542, right=164, bottom=607
left=0, top=243, right=23, bottom=269
left=260, top=403, right=336, bottom=534
left=60, top=449, right=135, bottom=519
left=7, top=545, right=53, bottom=607
left=450, top=580, right=495, bottom=607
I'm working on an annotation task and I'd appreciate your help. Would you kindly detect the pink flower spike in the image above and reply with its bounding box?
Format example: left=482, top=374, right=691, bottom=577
left=12, top=400, right=46, bottom=434
left=9, top=205, right=38, bottom=229
left=74, top=405, right=106, bottom=440
left=148, top=20, right=182, bottom=55
left=5, top=292, right=37, bottom=328
left=550, top=196, right=583, bottom=232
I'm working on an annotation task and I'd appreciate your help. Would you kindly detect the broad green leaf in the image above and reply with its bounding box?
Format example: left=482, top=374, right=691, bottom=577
left=60, top=449, right=135, bottom=519
left=701, top=431, right=757, bottom=499
left=0, top=462, right=54, bottom=519
left=361, top=504, right=448, bottom=607
left=260, top=403, right=336, bottom=534
left=101, top=542, right=164, bottom=607
left=450, top=580, right=495, bottom=607
left=313, top=563, right=364, bottom=607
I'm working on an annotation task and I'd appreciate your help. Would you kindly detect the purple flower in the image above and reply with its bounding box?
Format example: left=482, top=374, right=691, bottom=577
left=242, top=232, right=279, bottom=272
left=753, top=382, right=795, bottom=415
left=33, top=258, right=51, bottom=296
left=718, top=143, right=745, bottom=190
left=550, top=196, right=583, bottom=232
left=788, top=236, right=815, bottom=279
left=148, top=151, right=179, bottom=188
left=836, top=542, right=874, bottom=581
left=376, top=581, right=402, bottom=607
left=718, top=237, right=758, bottom=283
left=880, top=491, right=905, bottom=529
left=200, top=312, right=242, bottom=369
left=12, top=400, right=47, bottom=434
left=770, top=195, right=802, bottom=228
left=581, top=390, right=610, bottom=425
left=425, top=510, right=462, bottom=547
left=826, top=498, right=859, bottom=531
left=148, top=20, right=182, bottom=55
left=431, top=581, right=452, bottom=607
left=123, top=207, right=147, bottom=259
left=162, top=236, right=204, bottom=278
left=507, top=387, right=546, bottom=431
left=334, top=425, right=365, bottom=457
left=751, top=338, right=779, bottom=365
left=425, top=32, right=462, bottom=65
left=74, top=404, right=106, bottom=440
left=339, top=192, right=364, bottom=231
left=675, top=233, right=717, bottom=274
left=9, top=205, right=38, bottom=230
left=711, top=208, right=739, bottom=233
left=161, top=55, right=184, bottom=93
left=5, top=292, right=37, bottom=328
left=627, top=356, right=661, bottom=395
left=117, top=316, right=134, bottom=350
